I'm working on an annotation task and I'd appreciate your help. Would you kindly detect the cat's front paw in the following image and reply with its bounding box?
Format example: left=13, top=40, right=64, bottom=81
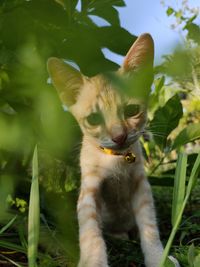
left=78, top=260, right=109, bottom=267
left=168, top=256, right=180, bottom=267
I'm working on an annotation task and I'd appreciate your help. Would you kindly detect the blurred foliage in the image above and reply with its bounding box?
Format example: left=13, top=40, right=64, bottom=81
left=0, top=0, right=136, bottom=204
left=0, top=0, right=199, bottom=266
left=0, top=0, right=136, bottom=266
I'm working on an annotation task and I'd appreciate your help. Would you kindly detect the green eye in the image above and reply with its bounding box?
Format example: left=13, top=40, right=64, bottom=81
left=124, top=104, right=140, bottom=118
left=86, top=112, right=103, bottom=126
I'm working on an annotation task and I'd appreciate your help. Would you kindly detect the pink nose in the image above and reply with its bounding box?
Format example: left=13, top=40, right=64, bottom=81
left=112, top=133, right=127, bottom=145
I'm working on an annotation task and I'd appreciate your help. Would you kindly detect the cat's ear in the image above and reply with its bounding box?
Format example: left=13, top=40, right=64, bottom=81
left=47, top=57, right=83, bottom=106
left=122, top=33, right=154, bottom=72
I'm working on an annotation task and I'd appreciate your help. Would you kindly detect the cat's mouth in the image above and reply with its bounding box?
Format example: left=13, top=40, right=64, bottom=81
left=100, top=130, right=142, bottom=152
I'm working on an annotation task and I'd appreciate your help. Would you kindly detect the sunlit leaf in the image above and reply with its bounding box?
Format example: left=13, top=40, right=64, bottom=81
left=149, top=94, right=183, bottom=149
left=172, top=123, right=200, bottom=149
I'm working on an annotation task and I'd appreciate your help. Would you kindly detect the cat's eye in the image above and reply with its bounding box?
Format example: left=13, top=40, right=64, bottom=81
left=124, top=104, right=140, bottom=118
left=86, top=112, right=103, bottom=126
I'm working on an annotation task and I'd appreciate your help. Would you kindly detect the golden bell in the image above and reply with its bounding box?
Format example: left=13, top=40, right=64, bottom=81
left=124, top=152, right=136, bottom=163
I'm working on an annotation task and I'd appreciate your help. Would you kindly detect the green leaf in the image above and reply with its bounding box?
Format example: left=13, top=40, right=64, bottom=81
left=172, top=123, right=200, bottom=149
left=149, top=76, right=165, bottom=111
left=97, top=26, right=136, bottom=55
left=165, top=257, right=176, bottom=267
left=28, top=146, right=40, bottom=267
left=89, top=6, right=120, bottom=25
left=185, top=23, right=200, bottom=44
left=149, top=94, right=183, bottom=149
left=109, top=0, right=126, bottom=6
left=155, top=76, right=165, bottom=95
left=86, top=0, right=125, bottom=9
left=171, top=153, right=187, bottom=226
left=62, top=0, right=79, bottom=21
left=175, top=10, right=182, bottom=19
left=166, top=7, right=174, bottom=16
left=194, top=253, right=200, bottom=267
left=186, top=152, right=200, bottom=195
left=188, top=243, right=195, bottom=267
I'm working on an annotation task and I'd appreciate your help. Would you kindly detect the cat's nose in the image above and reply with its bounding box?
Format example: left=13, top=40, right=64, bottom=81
left=112, top=132, right=127, bottom=145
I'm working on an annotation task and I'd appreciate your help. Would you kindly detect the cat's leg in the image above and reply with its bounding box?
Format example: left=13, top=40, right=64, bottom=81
left=77, top=174, right=108, bottom=267
left=132, top=176, right=164, bottom=267
left=132, top=176, right=180, bottom=267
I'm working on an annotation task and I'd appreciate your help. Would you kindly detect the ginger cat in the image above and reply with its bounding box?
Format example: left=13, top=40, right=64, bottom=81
left=47, top=34, right=180, bottom=267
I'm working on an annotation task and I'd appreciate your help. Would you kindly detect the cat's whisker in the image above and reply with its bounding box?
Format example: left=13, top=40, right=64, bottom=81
left=147, top=122, right=167, bottom=127
left=146, top=130, right=168, bottom=135
left=151, top=133, right=167, bottom=138
left=147, top=130, right=166, bottom=134
left=147, top=122, right=169, bottom=125
left=146, top=124, right=169, bottom=129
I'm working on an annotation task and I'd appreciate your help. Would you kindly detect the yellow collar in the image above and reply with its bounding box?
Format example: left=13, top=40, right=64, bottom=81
left=100, top=147, right=136, bottom=163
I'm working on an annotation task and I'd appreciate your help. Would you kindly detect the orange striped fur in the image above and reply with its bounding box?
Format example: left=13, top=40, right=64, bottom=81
left=47, top=34, right=180, bottom=267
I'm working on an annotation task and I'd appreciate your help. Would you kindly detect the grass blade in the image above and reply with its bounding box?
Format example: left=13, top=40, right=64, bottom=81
left=0, top=254, right=23, bottom=267
left=28, top=146, right=40, bottom=267
left=185, top=152, right=200, bottom=196
left=171, top=153, right=187, bottom=226
left=0, top=215, right=17, bottom=235
left=159, top=152, right=200, bottom=267
left=0, top=240, right=26, bottom=254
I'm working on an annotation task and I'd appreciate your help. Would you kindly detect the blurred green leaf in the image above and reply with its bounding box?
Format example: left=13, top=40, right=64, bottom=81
left=188, top=243, right=195, bottom=267
left=63, top=0, right=79, bottom=13
left=172, top=123, right=200, bottom=149
left=175, top=10, right=182, bottom=19
left=185, top=23, right=200, bottom=44
left=0, top=175, right=14, bottom=219
left=166, top=7, right=174, bottom=16
left=83, top=0, right=125, bottom=9
left=149, top=94, right=183, bottom=149
left=28, top=146, right=40, bottom=267
left=89, top=6, right=120, bottom=25
left=194, top=253, right=200, bottom=267
left=164, top=257, right=176, bottom=267
left=97, top=26, right=136, bottom=55
left=149, top=76, right=165, bottom=111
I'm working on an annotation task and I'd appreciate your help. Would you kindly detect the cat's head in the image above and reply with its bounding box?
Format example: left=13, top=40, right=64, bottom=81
left=47, top=33, right=154, bottom=151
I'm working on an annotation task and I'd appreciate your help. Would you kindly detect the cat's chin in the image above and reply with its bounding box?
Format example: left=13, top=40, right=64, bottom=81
left=100, top=141, right=135, bottom=153
left=100, top=136, right=139, bottom=152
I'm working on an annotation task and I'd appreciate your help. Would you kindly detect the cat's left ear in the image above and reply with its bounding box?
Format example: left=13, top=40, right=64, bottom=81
left=122, top=33, right=154, bottom=72
left=47, top=57, right=83, bottom=106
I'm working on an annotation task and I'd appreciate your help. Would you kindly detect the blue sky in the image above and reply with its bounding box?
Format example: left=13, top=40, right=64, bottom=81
left=101, top=0, right=200, bottom=66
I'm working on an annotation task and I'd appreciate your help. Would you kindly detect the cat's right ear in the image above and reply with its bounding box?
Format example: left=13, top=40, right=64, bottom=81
left=47, top=57, right=83, bottom=106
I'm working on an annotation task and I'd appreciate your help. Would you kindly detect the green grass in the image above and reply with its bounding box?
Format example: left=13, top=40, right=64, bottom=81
left=0, top=149, right=200, bottom=267
left=159, top=152, right=200, bottom=267
left=28, top=146, right=40, bottom=267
